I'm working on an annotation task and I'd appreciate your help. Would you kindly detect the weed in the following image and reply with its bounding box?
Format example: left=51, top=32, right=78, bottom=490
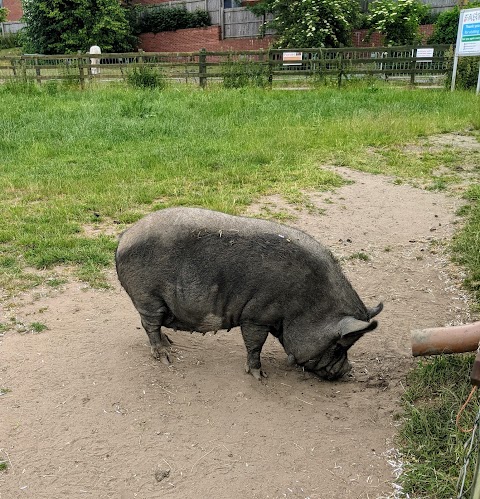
left=0, top=461, right=7, bottom=472
left=126, top=66, right=166, bottom=90
left=222, top=58, right=270, bottom=89
left=348, top=252, right=370, bottom=261
left=257, top=207, right=297, bottom=222
left=29, top=322, right=48, bottom=333
left=46, top=277, right=68, bottom=288
left=427, top=178, right=449, bottom=191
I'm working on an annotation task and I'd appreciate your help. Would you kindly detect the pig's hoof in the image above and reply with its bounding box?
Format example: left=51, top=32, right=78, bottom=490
left=151, top=346, right=171, bottom=365
left=245, top=364, right=268, bottom=381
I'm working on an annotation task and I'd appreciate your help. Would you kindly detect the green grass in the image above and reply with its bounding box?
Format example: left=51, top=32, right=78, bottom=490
left=452, top=184, right=480, bottom=305
left=399, top=355, right=479, bottom=497
left=347, top=251, right=370, bottom=261
left=0, top=46, right=21, bottom=56
left=0, top=84, right=478, bottom=292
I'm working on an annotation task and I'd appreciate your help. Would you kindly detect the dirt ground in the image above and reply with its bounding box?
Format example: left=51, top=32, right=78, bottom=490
left=0, top=152, right=477, bottom=498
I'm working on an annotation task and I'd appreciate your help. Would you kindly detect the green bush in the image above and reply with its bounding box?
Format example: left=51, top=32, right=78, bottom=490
left=366, top=0, right=431, bottom=45
left=134, top=6, right=210, bottom=34
left=20, top=0, right=136, bottom=55
left=444, top=46, right=480, bottom=90
left=429, top=2, right=480, bottom=44
left=453, top=56, right=480, bottom=90
left=0, top=33, right=19, bottom=49
left=247, top=0, right=361, bottom=48
left=126, top=65, right=166, bottom=90
left=0, top=7, right=8, bottom=23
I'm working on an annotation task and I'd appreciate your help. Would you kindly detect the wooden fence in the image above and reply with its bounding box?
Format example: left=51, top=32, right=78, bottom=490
left=0, top=45, right=452, bottom=88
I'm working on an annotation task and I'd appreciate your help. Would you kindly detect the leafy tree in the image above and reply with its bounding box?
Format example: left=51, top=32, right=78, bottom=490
left=366, top=0, right=430, bottom=46
left=249, top=0, right=361, bottom=48
left=0, top=7, right=9, bottom=23
left=20, top=0, right=137, bottom=54
left=429, top=1, right=480, bottom=44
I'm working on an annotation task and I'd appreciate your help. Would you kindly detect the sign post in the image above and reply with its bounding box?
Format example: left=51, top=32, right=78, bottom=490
left=451, top=7, right=480, bottom=94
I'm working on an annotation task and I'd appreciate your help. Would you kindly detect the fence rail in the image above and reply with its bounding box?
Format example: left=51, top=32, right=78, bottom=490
left=0, top=45, right=452, bottom=88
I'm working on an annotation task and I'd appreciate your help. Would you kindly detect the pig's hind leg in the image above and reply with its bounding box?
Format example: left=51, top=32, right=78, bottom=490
left=137, top=300, right=173, bottom=365
left=241, top=323, right=269, bottom=381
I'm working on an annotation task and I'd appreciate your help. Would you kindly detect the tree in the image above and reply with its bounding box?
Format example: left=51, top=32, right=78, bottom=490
left=249, top=0, right=361, bottom=48
left=20, top=0, right=137, bottom=54
left=366, top=0, right=430, bottom=46
left=429, top=1, right=480, bottom=44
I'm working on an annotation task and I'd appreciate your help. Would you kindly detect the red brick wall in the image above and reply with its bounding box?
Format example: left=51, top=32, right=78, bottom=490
left=139, top=26, right=273, bottom=52
left=351, top=25, right=435, bottom=47
left=139, top=25, right=435, bottom=52
left=419, top=24, right=435, bottom=42
left=351, top=29, right=385, bottom=48
left=3, top=0, right=23, bottom=21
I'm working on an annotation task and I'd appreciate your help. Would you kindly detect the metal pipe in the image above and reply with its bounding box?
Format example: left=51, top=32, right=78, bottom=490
left=411, top=322, right=480, bottom=357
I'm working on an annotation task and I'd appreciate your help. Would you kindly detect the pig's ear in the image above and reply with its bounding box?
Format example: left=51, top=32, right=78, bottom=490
left=338, top=317, right=378, bottom=348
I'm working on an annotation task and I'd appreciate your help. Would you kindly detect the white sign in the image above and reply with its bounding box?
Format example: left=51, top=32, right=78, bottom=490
left=455, top=7, right=480, bottom=56
left=451, top=7, right=480, bottom=94
left=283, top=52, right=303, bottom=66
left=416, top=48, right=434, bottom=58
left=416, top=48, right=434, bottom=63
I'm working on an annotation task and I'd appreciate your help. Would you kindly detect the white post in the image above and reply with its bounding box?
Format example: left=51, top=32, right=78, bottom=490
left=451, top=55, right=459, bottom=91
left=476, top=61, right=480, bottom=95
left=89, top=45, right=101, bottom=76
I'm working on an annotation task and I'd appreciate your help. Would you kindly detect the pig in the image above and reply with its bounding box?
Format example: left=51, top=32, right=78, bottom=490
left=115, top=207, right=383, bottom=381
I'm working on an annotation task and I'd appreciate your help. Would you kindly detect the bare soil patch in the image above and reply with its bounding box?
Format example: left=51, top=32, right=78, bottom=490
left=0, top=164, right=476, bottom=498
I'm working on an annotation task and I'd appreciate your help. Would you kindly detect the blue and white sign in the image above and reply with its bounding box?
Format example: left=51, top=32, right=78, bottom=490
left=455, top=7, right=480, bottom=56
left=451, top=7, right=480, bottom=94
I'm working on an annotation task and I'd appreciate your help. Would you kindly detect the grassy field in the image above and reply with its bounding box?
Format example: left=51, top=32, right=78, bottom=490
left=1, top=82, right=479, bottom=290
left=0, top=81, right=480, bottom=495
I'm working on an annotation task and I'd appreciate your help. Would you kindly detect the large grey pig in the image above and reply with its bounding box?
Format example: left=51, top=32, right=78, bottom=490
left=115, top=207, right=383, bottom=381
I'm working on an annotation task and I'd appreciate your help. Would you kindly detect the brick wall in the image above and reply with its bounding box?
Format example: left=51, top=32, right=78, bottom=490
left=139, top=25, right=435, bottom=52
left=419, top=24, right=435, bottom=42
left=352, top=25, right=435, bottom=47
left=3, top=0, right=23, bottom=21
left=139, top=26, right=273, bottom=52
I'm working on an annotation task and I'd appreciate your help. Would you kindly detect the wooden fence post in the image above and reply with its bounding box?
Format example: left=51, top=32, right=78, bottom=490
left=10, top=58, right=17, bottom=77
left=34, top=56, right=41, bottom=85
left=20, top=56, right=26, bottom=81
left=410, top=48, right=416, bottom=85
left=199, top=48, right=207, bottom=88
left=267, top=49, right=273, bottom=87
left=337, top=52, right=343, bottom=87
left=78, top=51, right=85, bottom=89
